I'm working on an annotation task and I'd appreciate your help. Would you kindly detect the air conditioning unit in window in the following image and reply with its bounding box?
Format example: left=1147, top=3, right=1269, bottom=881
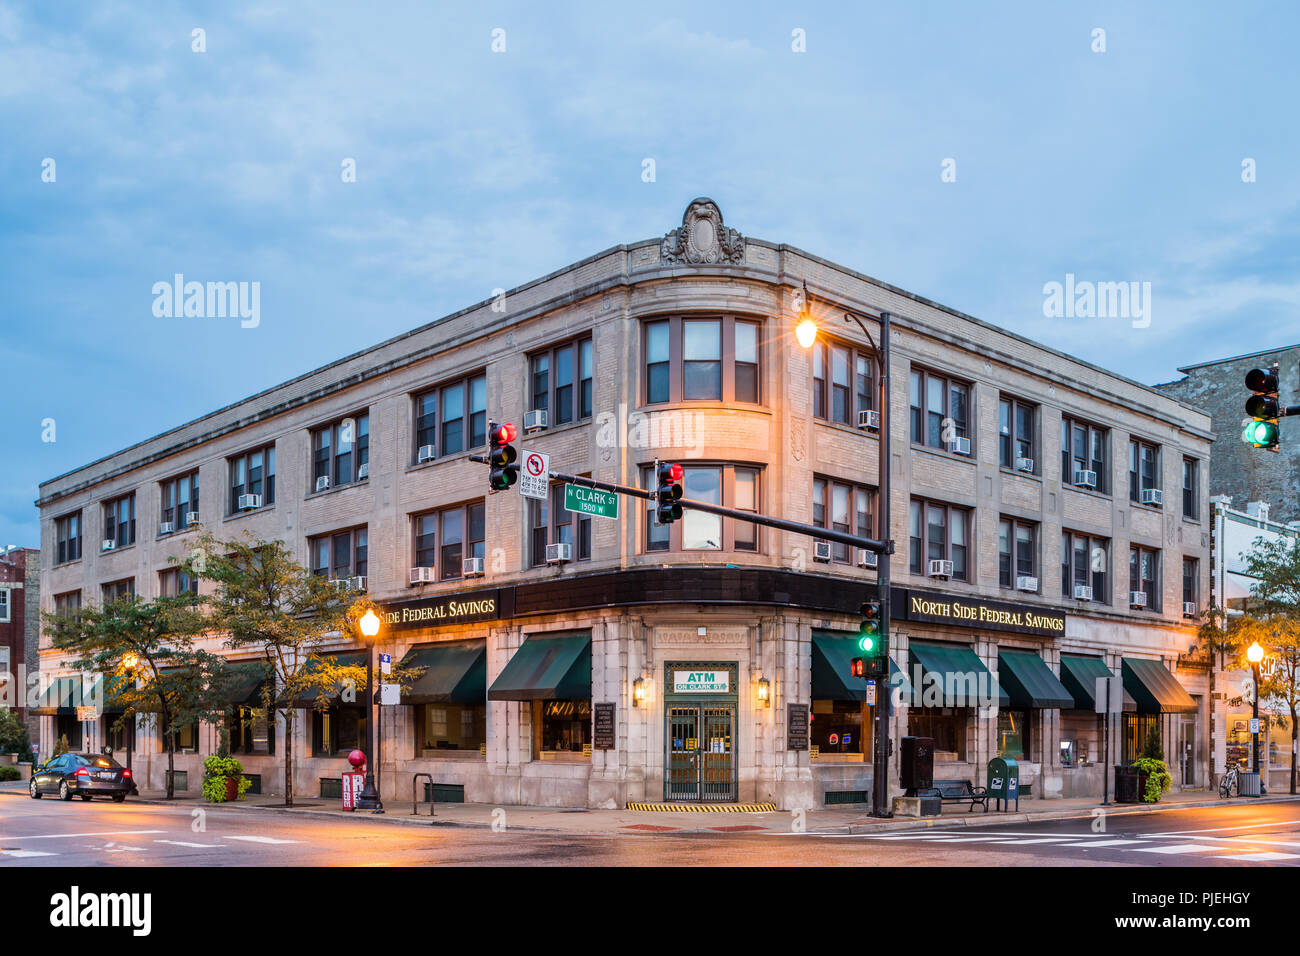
left=315, top=476, right=331, bottom=493
left=237, top=493, right=262, bottom=510
left=159, top=522, right=174, bottom=535
left=330, top=578, right=357, bottom=592
left=1073, top=584, right=1094, bottom=601
left=946, top=436, right=971, bottom=455
left=1129, top=591, right=1148, bottom=608
left=1015, top=576, right=1038, bottom=592
left=463, top=557, right=485, bottom=577
left=524, top=409, right=548, bottom=433
left=1015, top=458, right=1035, bottom=474
left=409, top=567, right=435, bottom=585
left=1183, top=601, right=1199, bottom=618
left=1073, top=470, right=1098, bottom=489
left=417, top=445, right=436, bottom=464
left=1141, top=488, right=1163, bottom=506
left=184, top=511, right=200, bottom=526
left=856, top=548, right=878, bottom=569
left=857, top=409, right=881, bottom=431
left=101, top=539, right=116, bottom=552
left=357, top=463, right=369, bottom=480
left=545, top=543, right=572, bottom=565
left=928, top=559, right=953, bottom=579
left=347, top=575, right=366, bottom=591
left=813, top=540, right=832, bottom=563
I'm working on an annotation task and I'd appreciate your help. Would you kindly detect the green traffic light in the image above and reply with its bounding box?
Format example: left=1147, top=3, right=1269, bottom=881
left=1242, top=420, right=1279, bottom=446
left=858, top=634, right=875, bottom=653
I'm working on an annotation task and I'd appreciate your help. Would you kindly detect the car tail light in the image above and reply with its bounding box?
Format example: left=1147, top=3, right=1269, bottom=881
left=122, top=769, right=132, bottom=778
left=75, top=767, right=89, bottom=777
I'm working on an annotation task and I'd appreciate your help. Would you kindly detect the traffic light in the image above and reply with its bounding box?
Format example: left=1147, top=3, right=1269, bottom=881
left=655, top=460, right=683, bottom=524
left=488, top=421, right=518, bottom=491
left=850, top=657, right=866, bottom=679
left=1243, top=364, right=1281, bottom=453
left=857, top=600, right=882, bottom=655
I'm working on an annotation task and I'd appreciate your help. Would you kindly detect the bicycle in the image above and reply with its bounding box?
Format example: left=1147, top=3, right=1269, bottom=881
left=1218, top=766, right=1239, bottom=799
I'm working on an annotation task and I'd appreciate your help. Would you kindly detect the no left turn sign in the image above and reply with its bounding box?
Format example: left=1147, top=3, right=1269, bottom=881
left=520, top=450, right=550, bottom=500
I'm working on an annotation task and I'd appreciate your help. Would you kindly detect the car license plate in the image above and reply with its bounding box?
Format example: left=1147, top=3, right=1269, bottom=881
left=96, top=772, right=113, bottom=780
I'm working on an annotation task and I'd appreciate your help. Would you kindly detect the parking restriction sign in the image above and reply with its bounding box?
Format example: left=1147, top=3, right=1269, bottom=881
left=519, top=450, right=550, bottom=500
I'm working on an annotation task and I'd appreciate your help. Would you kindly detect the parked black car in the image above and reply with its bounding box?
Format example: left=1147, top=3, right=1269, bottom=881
left=29, top=752, right=135, bottom=802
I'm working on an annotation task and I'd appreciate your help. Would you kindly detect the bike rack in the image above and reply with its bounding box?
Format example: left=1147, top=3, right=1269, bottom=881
left=412, top=772, right=434, bottom=818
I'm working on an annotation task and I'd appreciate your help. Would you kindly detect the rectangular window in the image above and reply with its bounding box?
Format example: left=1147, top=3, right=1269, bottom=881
left=1061, top=417, right=1109, bottom=493
left=908, top=499, right=971, bottom=581
left=158, top=568, right=198, bottom=598
left=55, top=512, right=82, bottom=565
left=530, top=481, right=593, bottom=567
left=412, top=502, right=485, bottom=579
left=102, top=493, right=136, bottom=548
left=998, top=710, right=1029, bottom=759
left=536, top=699, right=592, bottom=754
left=813, top=341, right=876, bottom=426
left=160, top=471, right=200, bottom=532
left=311, top=413, right=370, bottom=489
left=998, top=518, right=1038, bottom=588
left=309, top=527, right=368, bottom=580
left=908, top=709, right=967, bottom=760
left=642, top=463, right=761, bottom=553
left=101, top=579, right=135, bottom=604
left=1129, top=546, right=1160, bottom=611
left=812, top=477, right=876, bottom=563
left=643, top=316, right=762, bottom=406
left=0, top=588, right=8, bottom=623
left=530, top=338, right=594, bottom=425
left=810, top=699, right=872, bottom=760
left=1183, top=557, right=1198, bottom=607
left=312, top=706, right=366, bottom=757
left=1128, top=439, right=1160, bottom=503
left=54, top=590, right=82, bottom=623
left=998, top=397, right=1037, bottom=471
left=227, top=704, right=274, bottom=755
left=1182, top=459, right=1199, bottom=520
left=413, top=373, right=486, bottom=462
left=416, top=702, right=486, bottom=753
left=1061, top=532, right=1109, bottom=604
left=909, top=367, right=970, bottom=451
left=229, top=445, right=276, bottom=513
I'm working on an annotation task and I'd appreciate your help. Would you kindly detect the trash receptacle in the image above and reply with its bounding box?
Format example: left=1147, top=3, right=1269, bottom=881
left=900, top=736, right=935, bottom=795
left=987, top=757, right=1019, bottom=811
left=1114, top=765, right=1141, bottom=803
left=1238, top=771, right=1262, bottom=797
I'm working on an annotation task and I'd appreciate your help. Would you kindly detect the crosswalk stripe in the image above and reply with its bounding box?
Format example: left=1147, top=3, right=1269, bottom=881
left=987, top=838, right=1078, bottom=845
left=155, top=840, right=221, bottom=849
left=1058, top=839, right=1138, bottom=848
left=226, top=835, right=301, bottom=845
left=0, top=849, right=56, bottom=858
left=1221, top=851, right=1300, bottom=862
left=1132, top=843, right=1231, bottom=855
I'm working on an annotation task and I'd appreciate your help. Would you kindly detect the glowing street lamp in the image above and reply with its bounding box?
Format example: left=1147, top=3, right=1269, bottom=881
left=795, top=316, right=818, bottom=349
left=1247, top=641, right=1265, bottom=787
left=355, top=605, right=385, bottom=812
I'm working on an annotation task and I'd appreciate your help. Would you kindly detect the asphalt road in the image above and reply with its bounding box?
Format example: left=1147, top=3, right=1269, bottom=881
left=2, top=795, right=1299, bottom=867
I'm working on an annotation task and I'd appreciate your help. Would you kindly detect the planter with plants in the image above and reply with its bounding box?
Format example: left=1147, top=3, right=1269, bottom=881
left=1132, top=757, right=1172, bottom=803
left=201, top=754, right=251, bottom=803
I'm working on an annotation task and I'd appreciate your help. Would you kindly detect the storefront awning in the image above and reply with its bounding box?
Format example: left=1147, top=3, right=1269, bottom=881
left=226, top=665, right=272, bottom=707
left=1059, top=654, right=1135, bottom=711
left=295, top=651, right=368, bottom=703
left=400, top=640, right=486, bottom=704
left=908, top=641, right=1008, bottom=707
left=1122, top=657, right=1198, bottom=714
left=811, top=632, right=911, bottom=702
left=488, top=632, right=591, bottom=701
left=997, top=649, right=1074, bottom=709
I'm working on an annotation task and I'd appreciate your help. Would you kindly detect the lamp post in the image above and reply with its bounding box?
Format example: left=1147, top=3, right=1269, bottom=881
left=354, top=608, right=383, bottom=812
left=1247, top=641, right=1264, bottom=788
left=120, top=653, right=140, bottom=774
left=797, top=289, right=894, bottom=818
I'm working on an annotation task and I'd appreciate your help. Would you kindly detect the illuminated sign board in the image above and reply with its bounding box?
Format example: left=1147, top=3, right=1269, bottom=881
left=379, top=588, right=512, bottom=631
left=894, top=587, right=1066, bottom=637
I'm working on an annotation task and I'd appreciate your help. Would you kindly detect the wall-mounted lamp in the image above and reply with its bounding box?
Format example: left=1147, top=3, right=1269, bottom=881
left=756, top=676, right=771, bottom=708
left=633, top=676, right=648, bottom=707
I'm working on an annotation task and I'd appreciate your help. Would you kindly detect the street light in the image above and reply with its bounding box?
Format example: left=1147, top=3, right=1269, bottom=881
left=355, top=608, right=384, bottom=813
left=120, top=653, right=140, bottom=775
left=796, top=288, right=894, bottom=818
left=1247, top=641, right=1264, bottom=787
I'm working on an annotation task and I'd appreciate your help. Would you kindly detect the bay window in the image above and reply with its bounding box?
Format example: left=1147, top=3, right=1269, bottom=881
left=643, top=316, right=763, bottom=406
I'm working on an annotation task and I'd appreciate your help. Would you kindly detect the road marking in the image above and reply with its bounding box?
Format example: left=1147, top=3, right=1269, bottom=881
left=155, top=840, right=221, bottom=849
left=1058, top=839, right=1138, bottom=848
left=0, top=849, right=56, bottom=858
left=0, top=829, right=165, bottom=842
left=1221, top=851, right=1300, bottom=862
left=1155, top=822, right=1300, bottom=836
left=987, top=838, right=1080, bottom=845
left=225, top=835, right=302, bottom=845
left=1131, top=843, right=1232, bottom=855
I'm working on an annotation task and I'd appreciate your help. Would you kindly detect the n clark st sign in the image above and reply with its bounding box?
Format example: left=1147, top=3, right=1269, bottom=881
left=893, top=587, right=1067, bottom=638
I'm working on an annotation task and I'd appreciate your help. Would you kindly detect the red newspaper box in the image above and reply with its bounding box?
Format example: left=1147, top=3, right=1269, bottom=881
left=341, top=772, right=365, bottom=810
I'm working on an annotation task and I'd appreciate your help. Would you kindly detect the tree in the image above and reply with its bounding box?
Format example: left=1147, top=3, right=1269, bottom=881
left=1140, top=723, right=1164, bottom=762
left=189, top=532, right=367, bottom=807
left=44, top=592, right=237, bottom=798
left=0, top=708, right=34, bottom=763
left=1198, top=603, right=1244, bottom=783
left=1236, top=533, right=1300, bottom=795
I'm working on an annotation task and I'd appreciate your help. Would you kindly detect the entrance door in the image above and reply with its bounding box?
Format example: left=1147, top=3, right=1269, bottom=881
left=665, top=705, right=736, bottom=802
left=1179, top=718, right=1196, bottom=786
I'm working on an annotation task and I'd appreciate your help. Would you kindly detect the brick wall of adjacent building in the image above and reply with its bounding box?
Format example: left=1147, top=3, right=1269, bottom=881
left=1155, top=345, right=1300, bottom=525
left=0, top=547, right=39, bottom=739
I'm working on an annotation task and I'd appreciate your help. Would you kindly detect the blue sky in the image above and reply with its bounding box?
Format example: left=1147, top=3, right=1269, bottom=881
left=2, top=1, right=1298, bottom=546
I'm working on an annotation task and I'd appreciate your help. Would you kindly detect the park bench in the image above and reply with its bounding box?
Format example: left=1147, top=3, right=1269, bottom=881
left=919, top=779, right=988, bottom=812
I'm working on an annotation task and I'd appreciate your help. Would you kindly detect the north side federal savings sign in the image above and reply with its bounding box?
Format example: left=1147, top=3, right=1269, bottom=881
left=380, top=587, right=513, bottom=631
left=893, top=587, right=1066, bottom=637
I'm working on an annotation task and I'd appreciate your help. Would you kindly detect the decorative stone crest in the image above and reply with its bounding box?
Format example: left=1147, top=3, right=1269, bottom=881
left=661, top=198, right=746, bottom=265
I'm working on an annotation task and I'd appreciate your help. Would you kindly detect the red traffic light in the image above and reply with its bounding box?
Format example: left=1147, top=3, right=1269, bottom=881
left=491, top=422, right=517, bottom=444
left=1245, top=368, right=1279, bottom=393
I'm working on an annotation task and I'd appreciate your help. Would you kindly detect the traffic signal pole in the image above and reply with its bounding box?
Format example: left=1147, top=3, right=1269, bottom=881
left=872, top=310, right=892, bottom=818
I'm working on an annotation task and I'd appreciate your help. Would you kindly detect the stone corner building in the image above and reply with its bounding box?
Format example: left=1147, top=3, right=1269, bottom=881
left=37, top=199, right=1213, bottom=808
left=1154, top=344, right=1300, bottom=526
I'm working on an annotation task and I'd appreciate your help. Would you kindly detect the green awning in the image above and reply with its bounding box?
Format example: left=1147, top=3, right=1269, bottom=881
left=998, top=649, right=1074, bottom=709
left=488, top=632, right=591, bottom=701
left=224, top=663, right=272, bottom=706
left=296, top=651, right=368, bottom=703
left=1058, top=654, right=1135, bottom=711
left=400, top=640, right=486, bottom=704
left=1122, top=657, right=1198, bottom=714
left=811, top=632, right=911, bottom=702
left=909, top=641, right=1009, bottom=707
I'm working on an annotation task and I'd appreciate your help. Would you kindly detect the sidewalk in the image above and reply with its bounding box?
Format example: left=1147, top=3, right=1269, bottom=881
left=5, top=778, right=1298, bottom=834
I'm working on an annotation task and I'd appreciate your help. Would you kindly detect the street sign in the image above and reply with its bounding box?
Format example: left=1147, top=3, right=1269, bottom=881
left=380, top=653, right=391, bottom=676
left=1250, top=717, right=1260, bottom=734
left=76, top=706, right=98, bottom=721
left=865, top=682, right=878, bottom=706
left=380, top=682, right=401, bottom=706
left=1095, top=676, right=1123, bottom=715
left=519, top=450, right=550, bottom=500
left=564, top=483, right=618, bottom=520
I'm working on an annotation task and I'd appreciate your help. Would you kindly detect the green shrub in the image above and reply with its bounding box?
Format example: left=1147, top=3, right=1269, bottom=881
left=1132, top=757, right=1173, bottom=802
left=0, top=765, right=21, bottom=782
left=0, top=709, right=34, bottom=764
left=1140, top=725, right=1164, bottom=762
left=201, top=754, right=251, bottom=803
